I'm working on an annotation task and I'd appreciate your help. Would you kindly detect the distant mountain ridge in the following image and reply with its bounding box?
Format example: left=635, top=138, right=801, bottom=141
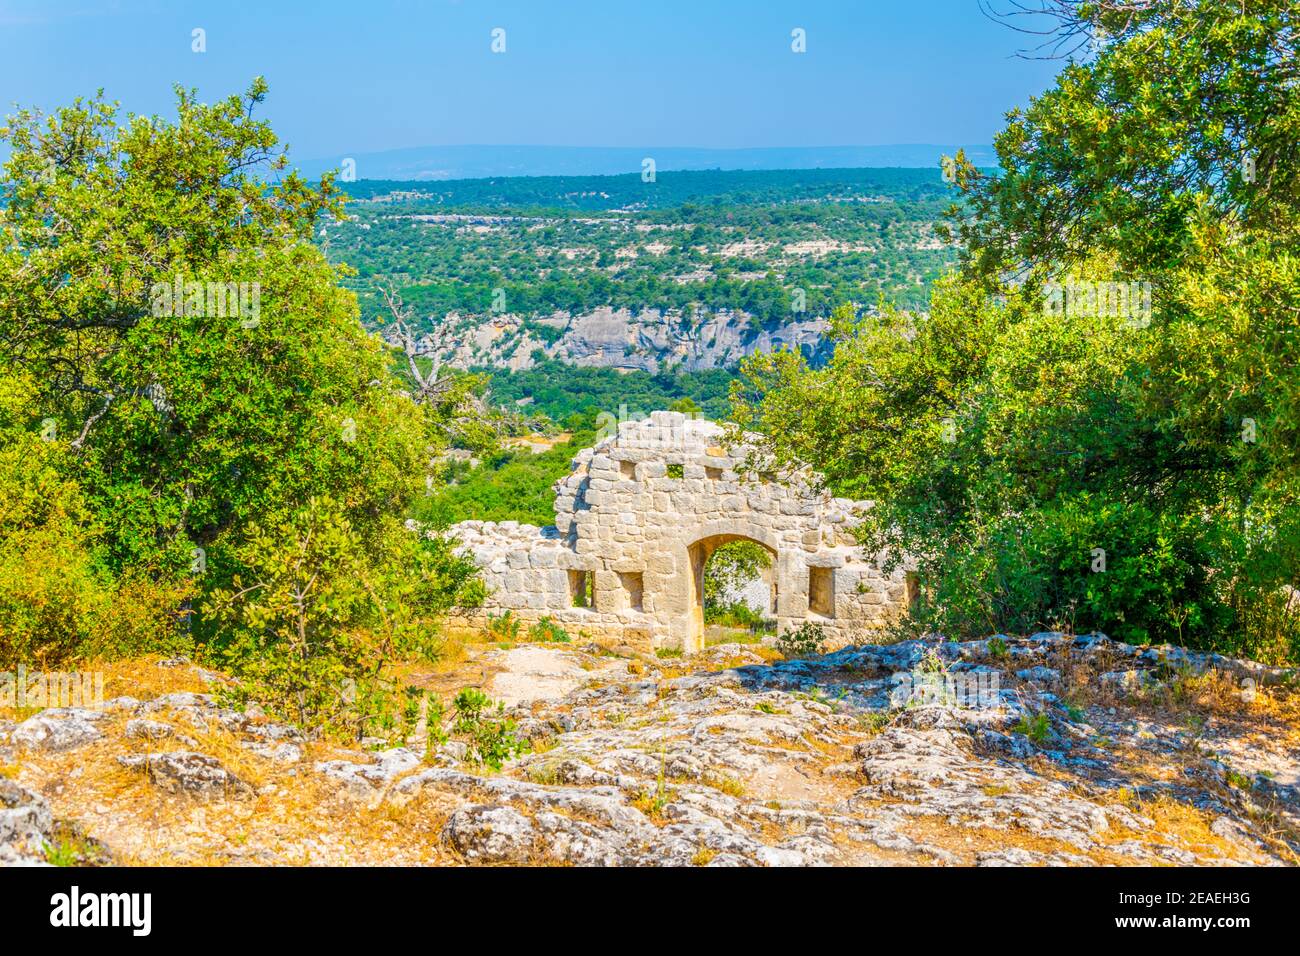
left=297, top=144, right=995, bottom=181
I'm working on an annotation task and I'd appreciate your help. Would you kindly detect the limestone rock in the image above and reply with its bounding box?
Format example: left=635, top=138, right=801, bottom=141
left=409, top=306, right=832, bottom=377
left=118, top=751, right=253, bottom=799
left=316, top=748, right=421, bottom=793
left=0, top=779, right=53, bottom=866
left=442, top=805, right=538, bottom=863
left=1016, top=665, right=1061, bottom=684
left=4, top=631, right=1294, bottom=866
left=241, top=740, right=303, bottom=763
left=442, top=413, right=909, bottom=655
left=12, top=708, right=106, bottom=752
left=1100, top=670, right=1158, bottom=692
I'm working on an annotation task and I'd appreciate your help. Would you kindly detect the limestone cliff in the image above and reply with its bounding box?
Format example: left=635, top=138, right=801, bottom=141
left=400, top=307, right=833, bottom=373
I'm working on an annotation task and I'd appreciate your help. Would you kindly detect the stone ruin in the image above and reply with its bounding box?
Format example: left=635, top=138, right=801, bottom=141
left=445, top=412, right=911, bottom=654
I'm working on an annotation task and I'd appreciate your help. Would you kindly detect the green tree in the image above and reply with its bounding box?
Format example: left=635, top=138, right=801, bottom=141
left=0, top=81, right=481, bottom=724
left=703, top=540, right=771, bottom=611
left=733, top=0, right=1300, bottom=662
left=0, top=369, right=191, bottom=666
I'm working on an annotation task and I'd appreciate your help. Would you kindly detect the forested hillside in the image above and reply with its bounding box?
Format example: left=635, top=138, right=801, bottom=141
left=479, top=359, right=733, bottom=424
left=325, top=166, right=959, bottom=341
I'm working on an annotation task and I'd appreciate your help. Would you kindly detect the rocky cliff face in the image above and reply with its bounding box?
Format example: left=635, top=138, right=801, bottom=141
left=408, top=307, right=833, bottom=373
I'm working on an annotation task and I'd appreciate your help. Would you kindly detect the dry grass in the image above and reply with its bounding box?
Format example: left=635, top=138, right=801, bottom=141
left=902, top=814, right=1134, bottom=865
left=0, top=654, right=208, bottom=725
left=1093, top=791, right=1269, bottom=865
left=39, top=738, right=456, bottom=866
left=691, top=846, right=718, bottom=866
left=4, top=657, right=465, bottom=866
left=630, top=779, right=675, bottom=824
left=700, top=771, right=746, bottom=798
left=1044, top=641, right=1296, bottom=722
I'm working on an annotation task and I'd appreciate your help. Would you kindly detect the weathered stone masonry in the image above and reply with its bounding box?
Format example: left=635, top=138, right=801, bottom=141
left=445, top=412, right=909, bottom=653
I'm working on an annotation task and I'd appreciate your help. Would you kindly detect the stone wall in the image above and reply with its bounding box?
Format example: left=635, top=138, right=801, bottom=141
left=443, top=412, right=909, bottom=653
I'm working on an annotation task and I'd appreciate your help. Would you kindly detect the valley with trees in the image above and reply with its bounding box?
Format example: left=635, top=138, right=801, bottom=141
left=332, top=165, right=955, bottom=326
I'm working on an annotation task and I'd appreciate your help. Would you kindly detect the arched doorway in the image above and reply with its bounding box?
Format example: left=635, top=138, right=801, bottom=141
left=686, top=532, right=778, bottom=652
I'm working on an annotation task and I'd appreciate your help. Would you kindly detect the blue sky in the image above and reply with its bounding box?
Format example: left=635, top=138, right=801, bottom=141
left=0, top=0, right=1062, bottom=161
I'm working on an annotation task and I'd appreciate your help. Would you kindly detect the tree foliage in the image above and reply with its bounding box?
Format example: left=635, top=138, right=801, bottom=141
left=703, top=541, right=772, bottom=615
left=733, top=0, right=1300, bottom=662
left=0, top=82, right=481, bottom=728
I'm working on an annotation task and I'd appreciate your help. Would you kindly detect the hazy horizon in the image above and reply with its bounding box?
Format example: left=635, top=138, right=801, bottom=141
left=295, top=143, right=999, bottom=181
left=0, top=0, right=1061, bottom=163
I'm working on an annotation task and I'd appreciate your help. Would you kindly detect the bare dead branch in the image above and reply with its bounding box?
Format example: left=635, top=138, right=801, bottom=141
left=978, top=0, right=1169, bottom=60
left=68, top=391, right=114, bottom=451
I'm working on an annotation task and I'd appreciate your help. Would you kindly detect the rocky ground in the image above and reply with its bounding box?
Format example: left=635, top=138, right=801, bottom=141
left=2, top=633, right=1298, bottom=866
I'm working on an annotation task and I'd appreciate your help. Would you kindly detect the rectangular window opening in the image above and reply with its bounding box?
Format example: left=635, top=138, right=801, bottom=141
left=809, top=566, right=835, bottom=618
left=905, top=572, right=921, bottom=610
left=569, top=570, right=596, bottom=610
left=619, top=571, right=644, bottom=612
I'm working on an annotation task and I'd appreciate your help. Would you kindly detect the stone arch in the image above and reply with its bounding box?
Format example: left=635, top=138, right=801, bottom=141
left=683, top=529, right=780, bottom=654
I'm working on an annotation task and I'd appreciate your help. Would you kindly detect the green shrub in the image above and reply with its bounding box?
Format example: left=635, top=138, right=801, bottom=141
left=702, top=540, right=773, bottom=625
left=452, top=687, right=529, bottom=770
left=527, top=616, right=570, bottom=643
left=0, top=83, right=484, bottom=729
left=704, top=601, right=775, bottom=637
left=410, top=429, right=598, bottom=528
left=1013, top=712, right=1052, bottom=746
left=728, top=1, right=1300, bottom=667
left=905, top=495, right=1233, bottom=648
left=203, top=498, right=481, bottom=735
left=0, top=372, right=193, bottom=668
left=486, top=611, right=522, bottom=641
left=777, top=621, right=827, bottom=659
